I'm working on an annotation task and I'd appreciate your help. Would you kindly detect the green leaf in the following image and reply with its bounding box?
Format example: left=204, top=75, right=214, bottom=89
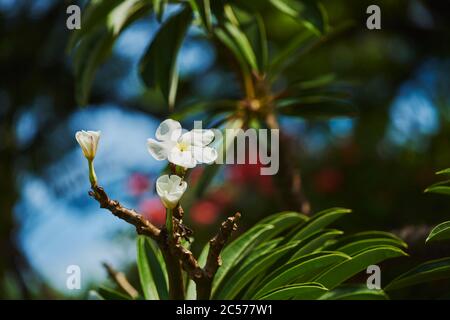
left=319, top=285, right=388, bottom=300
left=98, top=286, right=131, bottom=300
left=192, top=0, right=213, bottom=31
left=325, top=231, right=406, bottom=251
left=215, top=242, right=300, bottom=299
left=70, top=0, right=151, bottom=105
left=297, top=0, right=328, bottom=35
left=290, top=208, right=351, bottom=241
left=72, top=29, right=114, bottom=106
left=337, top=238, right=408, bottom=256
left=314, top=246, right=407, bottom=290
left=139, top=5, right=192, bottom=108
left=426, top=221, right=450, bottom=243
left=243, top=14, right=268, bottom=72
left=223, top=22, right=259, bottom=71
left=385, top=257, right=450, bottom=291
left=258, top=211, right=310, bottom=240
left=289, top=229, right=344, bottom=261
left=211, top=224, right=274, bottom=296
left=276, top=96, right=358, bottom=119
left=269, top=0, right=328, bottom=35
left=436, top=168, right=450, bottom=175
left=258, top=283, right=328, bottom=300
left=253, top=252, right=350, bottom=299
left=136, top=236, right=169, bottom=300
left=67, top=0, right=124, bottom=51
left=424, top=185, right=450, bottom=196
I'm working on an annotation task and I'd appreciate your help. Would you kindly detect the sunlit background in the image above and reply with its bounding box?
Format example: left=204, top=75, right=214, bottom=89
left=1, top=0, right=450, bottom=298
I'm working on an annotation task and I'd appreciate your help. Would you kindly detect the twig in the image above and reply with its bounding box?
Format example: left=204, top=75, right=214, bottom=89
left=196, top=212, right=241, bottom=300
left=102, top=262, right=139, bottom=299
left=204, top=212, right=241, bottom=278
left=89, top=184, right=241, bottom=300
left=89, top=185, right=160, bottom=239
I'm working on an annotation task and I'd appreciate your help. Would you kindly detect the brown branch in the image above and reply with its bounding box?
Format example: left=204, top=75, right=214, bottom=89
left=89, top=185, right=160, bottom=239
left=196, top=212, right=241, bottom=300
left=102, top=262, right=139, bottom=299
left=204, top=212, right=241, bottom=278
left=89, top=184, right=240, bottom=300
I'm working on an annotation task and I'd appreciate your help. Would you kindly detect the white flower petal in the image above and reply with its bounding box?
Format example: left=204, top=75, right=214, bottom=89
left=156, top=175, right=170, bottom=197
left=180, top=129, right=215, bottom=147
left=156, top=119, right=182, bottom=142
left=156, top=174, right=187, bottom=209
left=168, top=148, right=197, bottom=168
left=147, top=138, right=171, bottom=161
left=75, top=130, right=101, bottom=160
left=168, top=174, right=183, bottom=189
left=192, top=146, right=218, bottom=164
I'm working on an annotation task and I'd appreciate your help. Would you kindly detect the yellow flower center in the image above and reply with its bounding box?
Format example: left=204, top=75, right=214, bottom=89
left=177, top=142, right=190, bottom=152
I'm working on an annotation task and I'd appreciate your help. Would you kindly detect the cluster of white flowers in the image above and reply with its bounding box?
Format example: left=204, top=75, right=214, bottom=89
left=75, top=119, right=217, bottom=213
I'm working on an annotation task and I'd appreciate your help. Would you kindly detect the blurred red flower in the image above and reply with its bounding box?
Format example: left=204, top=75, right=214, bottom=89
left=190, top=200, right=220, bottom=225
left=128, top=173, right=150, bottom=196
left=139, top=198, right=165, bottom=227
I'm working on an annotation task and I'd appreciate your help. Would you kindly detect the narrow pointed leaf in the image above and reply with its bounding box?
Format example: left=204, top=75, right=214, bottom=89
left=259, top=283, right=328, bottom=300
left=254, top=252, right=350, bottom=299
left=426, top=221, right=450, bottom=243
left=211, top=224, right=274, bottom=296
left=139, top=5, right=192, bottom=108
left=385, top=257, right=450, bottom=291
left=137, top=236, right=169, bottom=300
left=314, top=246, right=407, bottom=290
left=319, top=285, right=388, bottom=300
left=215, top=242, right=299, bottom=299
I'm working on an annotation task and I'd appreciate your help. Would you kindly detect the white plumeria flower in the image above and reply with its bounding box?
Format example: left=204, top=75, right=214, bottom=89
left=147, top=119, right=217, bottom=168
left=156, top=175, right=188, bottom=209
left=75, top=130, right=101, bottom=161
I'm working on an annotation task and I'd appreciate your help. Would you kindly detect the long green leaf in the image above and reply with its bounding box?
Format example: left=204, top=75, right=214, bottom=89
left=67, top=0, right=124, bottom=51
left=289, top=229, right=343, bottom=261
left=136, top=236, right=169, bottom=300
left=224, top=22, right=258, bottom=71
left=337, top=238, right=408, bottom=256
left=426, top=221, right=450, bottom=243
left=424, top=185, right=450, bottom=195
left=211, top=224, right=274, bottom=296
left=325, top=231, right=405, bottom=251
left=71, top=0, right=151, bottom=105
left=259, top=283, right=328, bottom=300
left=269, top=0, right=328, bottom=35
left=139, top=5, right=192, bottom=108
left=291, top=208, right=351, bottom=241
left=314, top=246, right=407, bottom=290
left=215, top=242, right=299, bottom=299
left=385, top=257, right=450, bottom=291
left=254, top=251, right=350, bottom=299
left=319, top=285, right=388, bottom=300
